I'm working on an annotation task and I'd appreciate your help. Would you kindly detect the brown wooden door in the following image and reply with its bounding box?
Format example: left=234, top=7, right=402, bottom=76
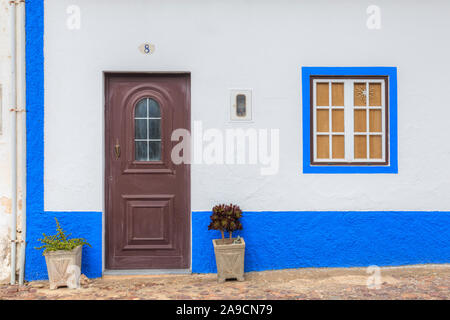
left=105, top=73, right=190, bottom=270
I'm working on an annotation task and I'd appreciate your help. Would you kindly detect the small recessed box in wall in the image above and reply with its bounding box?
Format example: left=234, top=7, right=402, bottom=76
left=230, top=89, right=252, bottom=121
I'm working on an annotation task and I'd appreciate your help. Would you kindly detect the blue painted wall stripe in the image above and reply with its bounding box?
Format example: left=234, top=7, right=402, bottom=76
left=193, top=211, right=450, bottom=273
left=26, top=0, right=44, bottom=215
left=25, top=212, right=102, bottom=281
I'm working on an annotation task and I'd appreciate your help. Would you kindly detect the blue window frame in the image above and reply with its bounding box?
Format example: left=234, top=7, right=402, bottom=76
left=302, top=67, right=398, bottom=174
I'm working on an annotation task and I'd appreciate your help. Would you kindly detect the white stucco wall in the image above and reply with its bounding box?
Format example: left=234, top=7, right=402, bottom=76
left=0, top=0, right=12, bottom=282
left=0, top=0, right=26, bottom=282
left=44, top=0, right=450, bottom=212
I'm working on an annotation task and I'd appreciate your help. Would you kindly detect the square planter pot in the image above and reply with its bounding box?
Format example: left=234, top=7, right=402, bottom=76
left=212, top=238, right=245, bottom=283
left=44, top=245, right=82, bottom=289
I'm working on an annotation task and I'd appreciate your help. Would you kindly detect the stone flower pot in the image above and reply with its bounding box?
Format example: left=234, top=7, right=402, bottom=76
left=44, top=245, right=82, bottom=289
left=212, top=237, right=245, bottom=283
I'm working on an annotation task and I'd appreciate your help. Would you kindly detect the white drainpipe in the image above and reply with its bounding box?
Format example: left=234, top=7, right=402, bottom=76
left=18, top=0, right=27, bottom=286
left=9, top=0, right=17, bottom=285
left=9, top=0, right=26, bottom=286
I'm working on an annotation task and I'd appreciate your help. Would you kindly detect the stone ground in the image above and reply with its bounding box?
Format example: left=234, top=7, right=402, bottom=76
left=0, top=264, right=449, bottom=300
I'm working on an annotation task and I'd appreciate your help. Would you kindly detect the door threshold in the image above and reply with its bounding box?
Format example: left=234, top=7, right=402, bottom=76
left=103, top=269, right=191, bottom=276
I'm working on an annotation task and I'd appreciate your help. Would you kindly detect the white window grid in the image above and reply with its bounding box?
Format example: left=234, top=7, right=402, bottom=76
left=312, top=79, right=387, bottom=164
left=134, top=98, right=162, bottom=161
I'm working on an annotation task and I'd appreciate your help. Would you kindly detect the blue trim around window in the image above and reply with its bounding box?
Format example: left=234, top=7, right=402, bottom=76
left=302, top=67, right=398, bottom=174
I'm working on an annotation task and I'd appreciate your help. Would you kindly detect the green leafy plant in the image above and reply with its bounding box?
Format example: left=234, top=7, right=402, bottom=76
left=35, top=218, right=91, bottom=254
left=208, top=204, right=243, bottom=240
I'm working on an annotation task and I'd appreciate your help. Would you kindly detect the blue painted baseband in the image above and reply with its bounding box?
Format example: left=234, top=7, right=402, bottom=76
left=25, top=212, right=102, bottom=281
left=192, top=211, right=450, bottom=273
left=26, top=211, right=450, bottom=280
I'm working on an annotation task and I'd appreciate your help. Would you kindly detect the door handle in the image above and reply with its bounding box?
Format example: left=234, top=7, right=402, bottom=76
left=114, top=139, right=121, bottom=159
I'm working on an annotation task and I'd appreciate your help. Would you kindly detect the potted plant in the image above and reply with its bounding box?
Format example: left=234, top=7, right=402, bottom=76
left=35, top=218, right=91, bottom=289
left=208, top=204, right=245, bottom=282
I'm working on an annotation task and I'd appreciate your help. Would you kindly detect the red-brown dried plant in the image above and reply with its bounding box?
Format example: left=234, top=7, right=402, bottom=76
left=208, top=204, right=243, bottom=240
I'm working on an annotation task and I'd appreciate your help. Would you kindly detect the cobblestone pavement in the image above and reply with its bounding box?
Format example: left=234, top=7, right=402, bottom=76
left=1, top=264, right=449, bottom=300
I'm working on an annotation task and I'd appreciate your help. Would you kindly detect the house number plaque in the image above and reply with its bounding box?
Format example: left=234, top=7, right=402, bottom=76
left=138, top=43, right=155, bottom=55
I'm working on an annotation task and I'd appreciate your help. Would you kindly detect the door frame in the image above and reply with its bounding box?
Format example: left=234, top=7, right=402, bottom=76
left=102, top=71, right=191, bottom=274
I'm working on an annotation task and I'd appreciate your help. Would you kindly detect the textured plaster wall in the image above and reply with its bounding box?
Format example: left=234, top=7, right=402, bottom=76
left=23, top=0, right=450, bottom=279
left=43, top=0, right=450, bottom=212
left=193, top=212, right=450, bottom=273
left=24, top=0, right=103, bottom=281
left=0, top=0, right=25, bottom=283
left=0, top=0, right=12, bottom=283
left=25, top=212, right=102, bottom=281
left=0, top=0, right=27, bottom=283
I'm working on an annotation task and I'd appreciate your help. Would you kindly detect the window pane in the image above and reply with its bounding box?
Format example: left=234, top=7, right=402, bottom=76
left=135, top=119, right=147, bottom=139
left=370, top=136, right=382, bottom=159
left=135, top=141, right=148, bottom=161
left=332, top=83, right=344, bottom=106
left=354, top=109, right=367, bottom=132
left=316, top=83, right=329, bottom=106
left=317, top=135, right=329, bottom=159
left=312, top=77, right=387, bottom=164
left=332, top=135, right=345, bottom=159
left=148, top=141, right=161, bottom=161
left=316, top=109, right=329, bottom=132
left=148, top=98, right=161, bottom=117
left=354, top=83, right=367, bottom=106
left=369, top=83, right=382, bottom=106
left=369, top=109, right=382, bottom=132
left=332, top=109, right=344, bottom=132
left=354, top=135, right=367, bottom=159
left=148, top=119, right=161, bottom=139
left=134, top=98, right=162, bottom=162
left=135, top=99, right=147, bottom=117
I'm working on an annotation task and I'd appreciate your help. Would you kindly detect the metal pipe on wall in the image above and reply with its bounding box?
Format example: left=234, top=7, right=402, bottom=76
left=18, top=0, right=27, bottom=286
left=9, top=0, right=17, bottom=285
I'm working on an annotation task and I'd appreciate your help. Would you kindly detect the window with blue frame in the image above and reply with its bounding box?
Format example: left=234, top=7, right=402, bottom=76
left=302, top=67, right=398, bottom=174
